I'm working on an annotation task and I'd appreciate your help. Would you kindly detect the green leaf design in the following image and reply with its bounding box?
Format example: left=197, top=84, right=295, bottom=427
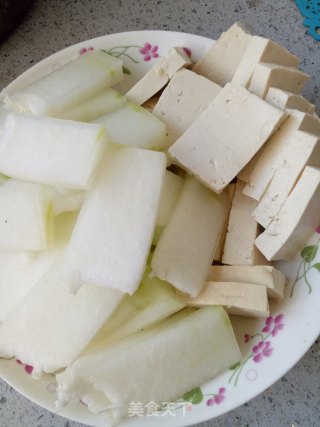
left=122, top=66, right=131, bottom=75
left=312, top=262, right=320, bottom=272
left=301, top=245, right=318, bottom=263
left=182, top=387, right=203, bottom=404
left=229, top=362, right=241, bottom=370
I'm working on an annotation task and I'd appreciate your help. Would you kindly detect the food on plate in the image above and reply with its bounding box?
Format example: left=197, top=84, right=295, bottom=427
left=93, top=101, right=167, bottom=149
left=0, top=110, right=108, bottom=189
left=222, top=180, right=268, bottom=266
left=5, top=51, right=123, bottom=116
left=265, top=87, right=315, bottom=114
left=126, top=47, right=192, bottom=105
left=0, top=21, right=319, bottom=424
left=62, top=146, right=166, bottom=294
left=169, top=82, right=286, bottom=193
left=151, top=177, right=229, bottom=296
left=56, top=307, right=241, bottom=418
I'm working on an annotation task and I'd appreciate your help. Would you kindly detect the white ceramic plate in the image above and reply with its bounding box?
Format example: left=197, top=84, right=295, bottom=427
left=1, top=30, right=320, bottom=427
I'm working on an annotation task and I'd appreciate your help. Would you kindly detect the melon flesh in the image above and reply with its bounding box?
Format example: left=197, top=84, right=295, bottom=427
left=0, top=263, right=124, bottom=374
left=0, top=111, right=108, bottom=189
left=62, top=146, right=166, bottom=294
left=84, top=268, right=185, bottom=353
left=6, top=51, right=123, bottom=116
left=56, top=307, right=241, bottom=419
left=93, top=102, right=167, bottom=149
left=151, top=177, right=229, bottom=296
left=57, top=89, right=126, bottom=122
left=0, top=180, right=53, bottom=251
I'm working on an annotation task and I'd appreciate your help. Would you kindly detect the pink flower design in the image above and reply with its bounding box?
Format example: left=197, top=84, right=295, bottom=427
left=244, top=333, right=251, bottom=343
left=183, top=47, right=192, bottom=58
left=79, top=46, right=94, bottom=55
left=139, top=43, right=159, bottom=61
left=16, top=359, right=33, bottom=375
left=262, top=314, right=284, bottom=337
left=316, top=225, right=320, bottom=234
left=206, top=387, right=226, bottom=406
left=252, top=340, right=273, bottom=363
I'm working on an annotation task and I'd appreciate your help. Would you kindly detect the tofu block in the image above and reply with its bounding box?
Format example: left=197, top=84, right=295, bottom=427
left=63, top=146, right=166, bottom=294
left=153, top=69, right=222, bottom=148
left=207, top=265, right=286, bottom=300
left=56, top=88, right=126, bottom=122
left=183, top=282, right=269, bottom=318
left=6, top=51, right=123, bottom=116
left=255, top=166, right=320, bottom=261
left=93, top=102, right=167, bottom=149
left=0, top=265, right=124, bottom=373
left=126, top=47, right=192, bottom=105
left=266, top=87, right=315, bottom=114
left=244, top=110, right=320, bottom=200
left=254, top=131, right=320, bottom=228
left=0, top=111, right=108, bottom=190
left=232, top=36, right=300, bottom=87
left=151, top=177, right=229, bottom=297
left=169, top=83, right=285, bottom=194
left=193, top=22, right=252, bottom=86
left=248, top=63, right=310, bottom=99
left=222, top=180, right=268, bottom=266
left=213, top=184, right=235, bottom=261
left=0, top=180, right=53, bottom=251
left=56, top=307, right=241, bottom=419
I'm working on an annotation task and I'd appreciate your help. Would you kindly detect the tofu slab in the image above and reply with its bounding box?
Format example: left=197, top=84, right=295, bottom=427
left=126, top=47, right=192, bottom=105
left=232, top=35, right=300, bottom=87
left=183, top=281, right=269, bottom=318
left=169, top=83, right=285, bottom=193
left=248, top=63, right=310, bottom=99
left=151, top=177, right=229, bottom=297
left=266, top=87, right=315, bottom=114
left=63, top=146, right=166, bottom=294
left=255, top=166, right=320, bottom=261
left=207, top=265, right=286, bottom=300
left=253, top=130, right=320, bottom=228
left=222, top=180, right=268, bottom=266
left=244, top=110, right=320, bottom=200
left=153, top=68, right=221, bottom=148
left=193, top=22, right=252, bottom=86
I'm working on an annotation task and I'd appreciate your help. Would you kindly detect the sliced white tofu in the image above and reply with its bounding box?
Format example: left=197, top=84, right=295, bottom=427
left=126, top=47, right=192, bottom=105
left=93, top=102, right=167, bottom=149
left=222, top=180, right=268, bottom=266
left=56, top=88, right=126, bottom=122
left=244, top=110, right=320, bottom=200
left=266, top=87, right=315, bottom=113
left=63, top=146, right=166, bottom=294
left=183, top=282, right=269, bottom=318
left=56, top=307, right=241, bottom=419
left=213, top=183, right=235, bottom=261
left=0, top=180, right=53, bottom=251
left=151, top=177, right=229, bottom=297
left=255, top=166, right=320, bottom=261
left=232, top=35, right=300, bottom=87
left=0, top=264, right=124, bottom=374
left=193, top=22, right=252, bottom=86
left=153, top=69, right=221, bottom=148
left=169, top=83, right=285, bottom=193
left=6, top=51, right=123, bottom=116
left=0, top=111, right=108, bottom=190
left=237, top=151, right=261, bottom=182
left=207, top=265, right=286, bottom=300
left=253, top=131, right=320, bottom=228
left=248, top=63, right=310, bottom=99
